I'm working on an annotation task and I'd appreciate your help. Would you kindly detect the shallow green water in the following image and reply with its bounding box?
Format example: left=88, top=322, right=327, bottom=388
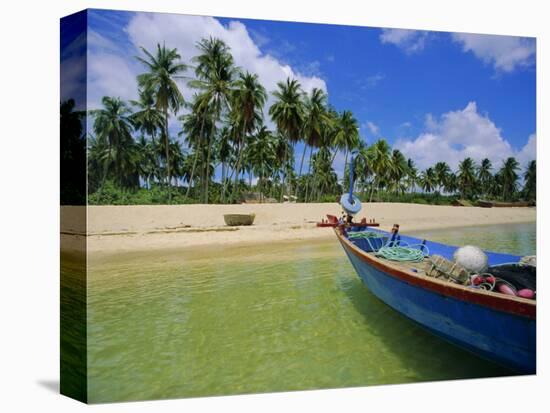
left=84, top=223, right=535, bottom=402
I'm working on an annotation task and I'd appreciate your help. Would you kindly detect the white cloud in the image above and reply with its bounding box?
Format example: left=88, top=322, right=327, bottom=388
left=379, top=28, right=429, bottom=54
left=516, top=133, right=536, bottom=167
left=366, top=121, right=380, bottom=136
left=361, top=73, right=385, bottom=89
left=125, top=13, right=326, bottom=109
left=87, top=13, right=327, bottom=135
left=452, top=33, right=535, bottom=73
left=395, top=102, right=535, bottom=171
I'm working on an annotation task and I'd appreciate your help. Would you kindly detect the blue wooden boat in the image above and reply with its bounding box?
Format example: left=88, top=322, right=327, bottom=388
left=335, top=225, right=536, bottom=373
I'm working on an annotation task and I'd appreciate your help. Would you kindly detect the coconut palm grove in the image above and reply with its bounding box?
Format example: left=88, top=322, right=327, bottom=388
left=60, top=11, right=536, bottom=206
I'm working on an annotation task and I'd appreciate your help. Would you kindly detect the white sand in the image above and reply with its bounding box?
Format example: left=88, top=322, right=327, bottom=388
left=60, top=203, right=535, bottom=254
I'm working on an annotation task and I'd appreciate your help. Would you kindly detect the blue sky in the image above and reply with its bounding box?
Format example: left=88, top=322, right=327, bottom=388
left=63, top=8, right=536, bottom=178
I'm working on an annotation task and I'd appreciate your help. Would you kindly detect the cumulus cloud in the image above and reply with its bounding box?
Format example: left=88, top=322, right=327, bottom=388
left=516, top=133, right=536, bottom=167
left=86, top=12, right=327, bottom=134
left=379, top=28, right=430, bottom=54
left=452, top=33, right=535, bottom=73
left=395, top=102, right=535, bottom=171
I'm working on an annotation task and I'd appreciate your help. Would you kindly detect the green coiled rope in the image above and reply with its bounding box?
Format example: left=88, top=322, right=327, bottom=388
left=347, top=230, right=429, bottom=262
left=375, top=244, right=428, bottom=262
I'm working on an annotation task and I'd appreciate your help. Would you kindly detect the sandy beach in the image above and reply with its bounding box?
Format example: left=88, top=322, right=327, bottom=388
left=60, top=203, right=536, bottom=254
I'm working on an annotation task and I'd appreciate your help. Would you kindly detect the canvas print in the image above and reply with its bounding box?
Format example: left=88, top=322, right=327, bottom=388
left=60, top=8, right=536, bottom=404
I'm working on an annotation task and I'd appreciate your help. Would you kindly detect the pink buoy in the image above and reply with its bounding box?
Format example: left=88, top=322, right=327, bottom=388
left=497, top=283, right=517, bottom=296
left=517, top=289, right=536, bottom=299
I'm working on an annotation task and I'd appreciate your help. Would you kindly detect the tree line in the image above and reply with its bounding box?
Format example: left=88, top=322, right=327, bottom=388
left=61, top=36, right=535, bottom=205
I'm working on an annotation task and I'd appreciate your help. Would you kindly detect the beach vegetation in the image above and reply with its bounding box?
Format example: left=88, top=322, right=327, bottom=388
left=73, top=36, right=535, bottom=206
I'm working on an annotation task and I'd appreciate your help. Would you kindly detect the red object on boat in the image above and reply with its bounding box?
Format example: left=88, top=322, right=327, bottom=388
left=316, top=214, right=379, bottom=228
left=485, top=276, right=496, bottom=284
left=497, top=283, right=517, bottom=296
left=517, top=289, right=535, bottom=299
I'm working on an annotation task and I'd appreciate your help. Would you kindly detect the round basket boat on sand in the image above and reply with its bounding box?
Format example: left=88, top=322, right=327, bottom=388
left=223, top=213, right=256, bottom=226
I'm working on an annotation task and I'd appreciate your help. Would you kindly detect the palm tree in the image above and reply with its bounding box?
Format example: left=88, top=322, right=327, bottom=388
left=269, top=78, right=305, bottom=201
left=302, top=88, right=331, bottom=201
left=189, top=37, right=237, bottom=203
left=457, top=157, right=478, bottom=199
left=388, top=149, right=408, bottom=195
left=90, top=97, right=138, bottom=192
left=217, top=126, right=234, bottom=203
left=136, top=44, right=187, bottom=203
left=477, top=158, right=493, bottom=197
left=420, top=167, right=436, bottom=193
left=129, top=88, right=164, bottom=146
left=180, top=95, right=214, bottom=199
left=332, top=110, right=359, bottom=178
left=354, top=141, right=373, bottom=197
left=434, top=161, right=451, bottom=194
left=406, top=158, right=418, bottom=193
left=523, top=160, right=536, bottom=201
left=368, top=139, right=391, bottom=201
left=446, top=172, right=459, bottom=195
left=135, top=135, right=157, bottom=189
left=231, top=71, right=267, bottom=202
left=498, top=157, right=520, bottom=201
left=248, top=126, right=276, bottom=202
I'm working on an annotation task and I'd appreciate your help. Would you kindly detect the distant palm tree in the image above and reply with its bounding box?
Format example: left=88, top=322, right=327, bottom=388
left=477, top=158, right=493, bottom=197
left=180, top=95, right=214, bottom=198
left=389, top=149, right=408, bottom=195
left=434, top=161, right=451, bottom=193
left=135, top=135, right=157, bottom=189
left=217, top=126, right=234, bottom=203
left=248, top=126, right=276, bottom=202
left=189, top=37, right=237, bottom=203
left=368, top=139, right=391, bottom=201
left=354, top=141, right=373, bottom=197
left=420, top=167, right=436, bottom=193
left=136, top=44, right=187, bottom=203
left=523, top=160, right=536, bottom=201
left=406, top=158, right=418, bottom=193
left=457, top=157, right=478, bottom=199
left=302, top=88, right=331, bottom=201
left=269, top=78, right=305, bottom=201
left=129, top=88, right=164, bottom=146
left=231, top=71, right=266, bottom=202
left=446, top=172, right=459, bottom=195
left=498, top=157, right=520, bottom=201
left=90, top=97, right=138, bottom=192
left=333, top=110, right=360, bottom=176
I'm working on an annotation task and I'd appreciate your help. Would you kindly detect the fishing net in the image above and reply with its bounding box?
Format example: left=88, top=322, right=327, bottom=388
left=425, top=255, right=470, bottom=285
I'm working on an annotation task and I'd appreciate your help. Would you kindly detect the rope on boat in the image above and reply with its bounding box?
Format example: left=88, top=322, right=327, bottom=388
left=347, top=231, right=381, bottom=239
left=376, top=243, right=429, bottom=262
left=349, top=230, right=430, bottom=262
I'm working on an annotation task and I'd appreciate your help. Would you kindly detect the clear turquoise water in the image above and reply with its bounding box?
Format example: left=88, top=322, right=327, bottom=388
left=84, top=223, right=534, bottom=402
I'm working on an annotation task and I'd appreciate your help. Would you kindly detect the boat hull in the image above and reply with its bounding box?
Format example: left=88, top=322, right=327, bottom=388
left=338, top=236, right=536, bottom=374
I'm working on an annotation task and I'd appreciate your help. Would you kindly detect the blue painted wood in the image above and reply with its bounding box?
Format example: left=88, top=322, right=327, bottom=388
left=340, top=239, right=536, bottom=373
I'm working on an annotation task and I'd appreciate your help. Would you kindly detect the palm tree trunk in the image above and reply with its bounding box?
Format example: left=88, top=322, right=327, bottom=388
left=221, top=161, right=226, bottom=203
left=330, top=148, right=338, bottom=166
left=185, top=148, right=200, bottom=200
left=298, top=143, right=308, bottom=201
left=232, top=124, right=247, bottom=203
left=280, top=143, right=288, bottom=203
left=369, top=177, right=377, bottom=202
left=304, top=146, right=313, bottom=203
left=164, top=110, right=171, bottom=204
left=204, top=119, right=216, bottom=204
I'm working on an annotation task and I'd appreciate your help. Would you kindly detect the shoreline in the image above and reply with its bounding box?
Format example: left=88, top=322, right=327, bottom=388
left=60, top=203, right=536, bottom=255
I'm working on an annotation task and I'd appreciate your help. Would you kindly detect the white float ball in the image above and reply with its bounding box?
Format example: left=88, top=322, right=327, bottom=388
left=453, top=245, right=488, bottom=273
